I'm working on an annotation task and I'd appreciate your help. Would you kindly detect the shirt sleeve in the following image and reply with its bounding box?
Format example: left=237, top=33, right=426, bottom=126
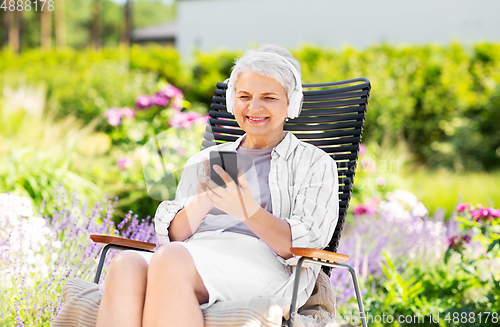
left=154, top=154, right=204, bottom=246
left=284, top=152, right=339, bottom=250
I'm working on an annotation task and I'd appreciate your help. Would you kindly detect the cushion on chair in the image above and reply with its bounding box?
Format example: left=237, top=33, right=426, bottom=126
left=51, top=271, right=338, bottom=327
left=51, top=278, right=101, bottom=327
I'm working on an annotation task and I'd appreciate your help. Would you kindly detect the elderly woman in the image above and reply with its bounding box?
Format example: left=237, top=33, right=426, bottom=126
left=96, top=44, right=339, bottom=327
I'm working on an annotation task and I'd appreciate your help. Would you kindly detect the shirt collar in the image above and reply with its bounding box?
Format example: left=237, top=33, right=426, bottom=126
left=227, top=131, right=300, bottom=160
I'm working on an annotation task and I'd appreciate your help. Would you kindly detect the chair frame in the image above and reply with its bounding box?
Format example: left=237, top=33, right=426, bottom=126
left=90, top=77, right=371, bottom=327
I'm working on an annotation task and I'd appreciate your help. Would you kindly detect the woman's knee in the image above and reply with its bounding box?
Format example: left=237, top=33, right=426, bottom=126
left=147, top=244, right=209, bottom=304
left=148, top=243, right=195, bottom=279
left=107, top=250, right=149, bottom=280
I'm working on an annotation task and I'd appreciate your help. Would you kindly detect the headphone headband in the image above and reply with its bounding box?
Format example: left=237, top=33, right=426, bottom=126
left=226, top=52, right=303, bottom=119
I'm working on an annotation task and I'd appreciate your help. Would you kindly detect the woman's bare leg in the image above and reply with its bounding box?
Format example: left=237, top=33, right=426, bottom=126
left=96, top=251, right=148, bottom=327
left=143, top=243, right=209, bottom=327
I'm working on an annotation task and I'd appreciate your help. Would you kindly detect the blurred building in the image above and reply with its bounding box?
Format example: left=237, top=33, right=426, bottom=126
left=131, top=21, right=177, bottom=47
left=175, top=0, right=500, bottom=56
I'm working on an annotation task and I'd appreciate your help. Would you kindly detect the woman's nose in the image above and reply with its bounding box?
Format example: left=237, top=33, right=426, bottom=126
left=248, top=97, right=263, bottom=112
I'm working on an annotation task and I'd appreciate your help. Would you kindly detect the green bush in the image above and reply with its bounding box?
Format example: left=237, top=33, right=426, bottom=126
left=1, top=43, right=500, bottom=171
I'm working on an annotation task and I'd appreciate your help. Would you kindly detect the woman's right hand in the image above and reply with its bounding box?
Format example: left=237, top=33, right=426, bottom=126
left=195, top=157, right=214, bottom=210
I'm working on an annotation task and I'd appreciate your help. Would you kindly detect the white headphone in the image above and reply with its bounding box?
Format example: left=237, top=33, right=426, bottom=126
left=225, top=52, right=303, bottom=119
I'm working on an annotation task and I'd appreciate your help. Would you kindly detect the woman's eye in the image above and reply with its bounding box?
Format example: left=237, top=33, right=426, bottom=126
left=239, top=96, right=250, bottom=99
left=265, top=97, right=276, bottom=100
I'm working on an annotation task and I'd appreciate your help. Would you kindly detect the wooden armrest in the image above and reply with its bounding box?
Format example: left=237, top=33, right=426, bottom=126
left=90, top=235, right=156, bottom=251
left=290, top=247, right=349, bottom=263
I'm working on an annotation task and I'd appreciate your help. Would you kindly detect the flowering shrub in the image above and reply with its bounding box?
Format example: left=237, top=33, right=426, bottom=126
left=102, top=81, right=207, bottom=220
left=0, top=186, right=156, bottom=326
left=333, top=196, right=500, bottom=324
left=446, top=202, right=500, bottom=262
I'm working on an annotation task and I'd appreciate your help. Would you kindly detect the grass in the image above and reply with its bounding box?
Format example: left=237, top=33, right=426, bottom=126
left=360, top=138, right=500, bottom=218
left=405, top=169, right=500, bottom=218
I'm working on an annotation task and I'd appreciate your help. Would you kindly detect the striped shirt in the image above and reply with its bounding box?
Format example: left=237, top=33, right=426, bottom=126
left=154, top=131, right=339, bottom=309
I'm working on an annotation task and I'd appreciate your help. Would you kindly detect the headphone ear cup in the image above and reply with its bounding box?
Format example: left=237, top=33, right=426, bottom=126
left=226, top=82, right=234, bottom=114
left=287, top=89, right=303, bottom=119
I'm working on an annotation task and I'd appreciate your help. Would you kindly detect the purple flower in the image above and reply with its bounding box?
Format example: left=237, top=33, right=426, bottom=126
left=115, top=157, right=133, bottom=171
left=120, top=107, right=136, bottom=119
left=159, top=85, right=183, bottom=99
left=135, top=95, right=152, bottom=110
left=151, top=93, right=169, bottom=107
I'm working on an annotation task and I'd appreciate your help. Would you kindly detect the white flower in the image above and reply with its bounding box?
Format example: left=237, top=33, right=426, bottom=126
left=385, top=189, right=418, bottom=209
left=411, top=202, right=429, bottom=218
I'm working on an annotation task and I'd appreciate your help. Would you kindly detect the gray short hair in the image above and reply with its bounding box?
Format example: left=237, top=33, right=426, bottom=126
left=229, top=44, right=302, bottom=103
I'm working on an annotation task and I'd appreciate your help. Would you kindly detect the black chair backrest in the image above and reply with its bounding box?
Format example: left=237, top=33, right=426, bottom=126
left=202, top=78, right=371, bottom=254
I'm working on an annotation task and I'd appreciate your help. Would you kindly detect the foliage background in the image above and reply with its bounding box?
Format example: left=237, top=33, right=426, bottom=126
left=2, top=42, right=500, bottom=172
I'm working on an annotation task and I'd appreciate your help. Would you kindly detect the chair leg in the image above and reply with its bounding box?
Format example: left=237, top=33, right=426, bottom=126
left=286, top=257, right=305, bottom=327
left=345, top=264, right=368, bottom=327
left=285, top=259, right=368, bottom=327
left=94, top=244, right=113, bottom=284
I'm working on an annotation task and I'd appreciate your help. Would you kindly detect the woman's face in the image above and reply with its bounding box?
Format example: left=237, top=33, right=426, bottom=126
left=233, top=72, right=288, bottom=146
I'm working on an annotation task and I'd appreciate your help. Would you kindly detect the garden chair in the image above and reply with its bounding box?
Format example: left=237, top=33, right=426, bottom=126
left=90, top=77, right=371, bottom=327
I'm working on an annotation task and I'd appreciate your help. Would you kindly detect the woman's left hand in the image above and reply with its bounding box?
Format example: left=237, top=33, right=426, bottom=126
left=203, top=165, right=261, bottom=222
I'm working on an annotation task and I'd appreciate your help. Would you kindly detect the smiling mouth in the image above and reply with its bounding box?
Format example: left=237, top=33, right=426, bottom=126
left=247, top=116, right=268, bottom=122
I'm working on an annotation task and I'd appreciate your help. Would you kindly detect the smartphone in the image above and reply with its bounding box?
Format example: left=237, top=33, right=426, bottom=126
left=210, top=151, right=239, bottom=187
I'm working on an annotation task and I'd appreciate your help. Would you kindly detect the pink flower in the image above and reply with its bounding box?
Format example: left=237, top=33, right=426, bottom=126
left=151, top=93, right=169, bottom=107
left=361, top=158, right=376, bottom=174
left=172, top=95, right=185, bottom=111
left=168, top=111, right=204, bottom=129
left=120, top=107, right=136, bottom=119
left=159, top=85, right=183, bottom=99
left=104, top=107, right=136, bottom=126
left=488, top=208, right=500, bottom=218
left=173, top=144, right=185, bottom=157
left=470, top=207, right=500, bottom=222
left=456, top=203, right=469, bottom=212
left=447, top=234, right=472, bottom=249
left=135, top=95, right=152, bottom=110
left=115, top=157, right=133, bottom=171
left=376, top=177, right=386, bottom=188
left=479, top=208, right=489, bottom=217
left=353, top=202, right=377, bottom=217
left=446, top=236, right=460, bottom=249
left=359, top=144, right=367, bottom=156
left=105, top=107, right=122, bottom=126
left=470, top=210, right=481, bottom=221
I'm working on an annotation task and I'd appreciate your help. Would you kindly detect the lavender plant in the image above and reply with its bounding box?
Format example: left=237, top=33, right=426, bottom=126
left=331, top=190, right=449, bottom=308
left=0, top=185, right=156, bottom=326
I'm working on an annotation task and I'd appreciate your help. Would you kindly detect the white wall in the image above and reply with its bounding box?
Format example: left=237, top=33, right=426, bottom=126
left=177, top=0, right=500, bottom=56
